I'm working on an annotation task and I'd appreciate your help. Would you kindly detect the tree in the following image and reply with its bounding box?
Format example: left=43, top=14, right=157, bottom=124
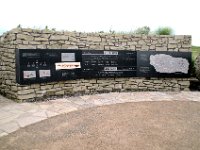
left=134, top=26, right=150, bottom=35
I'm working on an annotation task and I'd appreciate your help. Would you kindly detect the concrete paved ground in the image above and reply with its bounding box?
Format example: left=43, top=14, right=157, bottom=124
left=0, top=101, right=200, bottom=150
left=0, top=91, right=200, bottom=138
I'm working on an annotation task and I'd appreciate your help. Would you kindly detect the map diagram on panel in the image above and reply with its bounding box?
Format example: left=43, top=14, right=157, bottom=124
left=137, top=51, right=191, bottom=77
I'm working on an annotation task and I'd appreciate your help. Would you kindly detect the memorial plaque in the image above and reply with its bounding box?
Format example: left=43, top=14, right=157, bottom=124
left=39, top=70, right=51, bottom=78
left=137, top=51, right=191, bottom=77
left=16, top=49, right=192, bottom=85
left=82, top=50, right=137, bottom=78
left=16, top=49, right=82, bottom=84
left=61, top=53, right=75, bottom=61
left=23, top=71, right=36, bottom=79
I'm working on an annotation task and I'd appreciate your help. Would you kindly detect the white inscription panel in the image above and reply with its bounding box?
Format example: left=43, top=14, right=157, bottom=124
left=39, top=70, right=51, bottom=78
left=104, top=51, right=118, bottom=55
left=61, top=53, right=75, bottom=61
left=104, top=67, right=117, bottom=71
left=55, top=62, right=81, bottom=70
left=23, top=71, right=36, bottom=79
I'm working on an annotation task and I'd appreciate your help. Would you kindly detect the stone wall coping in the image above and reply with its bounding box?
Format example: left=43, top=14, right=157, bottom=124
left=0, top=28, right=191, bottom=39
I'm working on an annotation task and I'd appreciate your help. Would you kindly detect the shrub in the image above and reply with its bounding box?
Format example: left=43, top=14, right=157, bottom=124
left=194, top=54, right=200, bottom=80
left=134, top=26, right=150, bottom=35
left=17, top=24, right=22, bottom=28
left=155, top=27, right=173, bottom=35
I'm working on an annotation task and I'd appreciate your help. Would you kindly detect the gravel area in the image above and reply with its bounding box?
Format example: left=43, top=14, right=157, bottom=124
left=0, top=101, right=200, bottom=150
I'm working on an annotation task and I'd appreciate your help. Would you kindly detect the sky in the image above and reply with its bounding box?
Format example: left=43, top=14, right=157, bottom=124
left=0, top=0, right=199, bottom=46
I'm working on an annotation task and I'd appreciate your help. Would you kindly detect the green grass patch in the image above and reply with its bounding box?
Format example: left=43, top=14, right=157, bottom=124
left=191, top=46, right=200, bottom=76
left=192, top=46, right=200, bottom=61
left=155, top=27, right=173, bottom=35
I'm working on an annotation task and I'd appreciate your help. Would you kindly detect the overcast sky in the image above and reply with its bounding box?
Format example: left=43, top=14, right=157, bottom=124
left=0, top=0, right=199, bottom=46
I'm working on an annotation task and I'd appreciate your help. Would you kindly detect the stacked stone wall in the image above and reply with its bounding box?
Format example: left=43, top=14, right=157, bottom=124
left=0, top=28, right=191, bottom=102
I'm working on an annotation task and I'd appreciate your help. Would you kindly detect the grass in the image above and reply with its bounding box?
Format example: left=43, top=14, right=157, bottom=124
left=192, top=46, right=200, bottom=61
left=155, top=27, right=173, bottom=35
left=191, top=46, right=200, bottom=76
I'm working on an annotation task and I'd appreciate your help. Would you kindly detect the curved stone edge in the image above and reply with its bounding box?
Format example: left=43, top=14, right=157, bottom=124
left=1, top=91, right=200, bottom=138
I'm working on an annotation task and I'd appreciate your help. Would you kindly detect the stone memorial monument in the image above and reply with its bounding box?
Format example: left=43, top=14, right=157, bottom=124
left=0, top=28, right=192, bottom=102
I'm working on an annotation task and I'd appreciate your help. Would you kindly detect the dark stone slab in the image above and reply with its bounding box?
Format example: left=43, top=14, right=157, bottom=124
left=16, top=49, right=192, bottom=85
left=16, top=49, right=82, bottom=84
left=82, top=50, right=137, bottom=78
left=137, top=51, right=191, bottom=77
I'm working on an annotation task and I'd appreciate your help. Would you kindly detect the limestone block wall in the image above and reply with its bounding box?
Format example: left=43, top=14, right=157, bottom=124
left=0, top=28, right=191, bottom=102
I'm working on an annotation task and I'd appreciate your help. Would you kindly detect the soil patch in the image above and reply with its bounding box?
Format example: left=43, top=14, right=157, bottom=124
left=0, top=101, right=200, bottom=150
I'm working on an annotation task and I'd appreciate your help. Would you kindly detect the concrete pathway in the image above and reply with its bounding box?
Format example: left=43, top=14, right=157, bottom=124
left=0, top=91, right=200, bottom=138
